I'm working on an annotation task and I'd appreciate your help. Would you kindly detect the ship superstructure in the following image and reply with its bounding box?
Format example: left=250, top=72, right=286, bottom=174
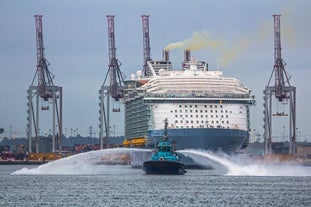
left=123, top=50, right=255, bottom=153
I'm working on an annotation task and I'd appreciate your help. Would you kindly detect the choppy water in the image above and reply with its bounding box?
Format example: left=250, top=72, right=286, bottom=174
left=1, top=149, right=311, bottom=207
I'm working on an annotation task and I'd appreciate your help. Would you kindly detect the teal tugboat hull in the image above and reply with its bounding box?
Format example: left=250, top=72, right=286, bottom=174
left=143, top=160, right=187, bottom=175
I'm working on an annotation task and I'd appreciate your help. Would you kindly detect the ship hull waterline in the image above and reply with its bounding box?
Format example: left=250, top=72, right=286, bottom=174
left=146, top=128, right=248, bottom=153
left=143, top=160, right=187, bottom=175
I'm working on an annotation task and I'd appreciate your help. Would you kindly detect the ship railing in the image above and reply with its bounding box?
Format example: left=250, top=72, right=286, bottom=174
left=144, top=92, right=250, bottom=98
left=143, top=93, right=255, bottom=101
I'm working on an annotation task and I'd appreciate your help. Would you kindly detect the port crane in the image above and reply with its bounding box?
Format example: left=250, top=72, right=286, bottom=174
left=99, top=15, right=125, bottom=149
left=141, top=15, right=152, bottom=77
left=27, top=15, right=63, bottom=153
left=263, top=15, right=296, bottom=155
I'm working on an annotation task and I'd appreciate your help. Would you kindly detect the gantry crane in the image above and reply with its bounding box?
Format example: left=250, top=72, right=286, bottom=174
left=263, top=15, right=296, bottom=155
left=27, top=15, right=63, bottom=153
left=98, top=15, right=125, bottom=149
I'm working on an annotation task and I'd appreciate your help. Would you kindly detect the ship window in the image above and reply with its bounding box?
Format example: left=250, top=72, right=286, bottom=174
left=180, top=120, right=183, bottom=123
left=190, top=115, right=193, bottom=117
left=221, top=115, right=224, bottom=118
left=175, top=120, right=178, bottom=123
left=226, top=115, right=228, bottom=118
left=225, top=110, right=228, bottom=113
left=215, top=105, right=217, bottom=108
left=170, top=110, right=173, bottom=113
left=205, top=105, right=207, bottom=108
left=196, top=115, right=198, bottom=118
left=222, top=121, right=224, bottom=124
left=201, top=115, right=203, bottom=118
left=210, top=105, right=212, bottom=108
left=206, top=121, right=208, bottom=123
left=216, top=115, right=218, bottom=118
left=186, top=115, right=188, bottom=118
left=195, top=110, right=198, bottom=113
left=191, top=120, right=193, bottom=123
left=179, top=105, right=182, bottom=108
left=186, top=120, right=189, bottom=123
left=205, top=110, right=207, bottom=113
left=195, top=105, right=197, bottom=108
left=175, top=110, right=177, bottom=113
left=201, top=121, right=204, bottom=124
left=185, top=105, right=187, bottom=108
left=211, top=115, right=213, bottom=118
left=210, top=110, right=213, bottom=113
left=221, top=110, right=223, bottom=113
left=216, top=121, right=219, bottom=124
left=185, top=110, right=188, bottom=113
left=220, top=105, right=223, bottom=108
left=206, top=115, right=208, bottom=118
left=190, top=105, right=192, bottom=108
left=176, top=126, right=179, bottom=128
left=239, top=111, right=242, bottom=114
left=212, top=121, right=214, bottom=124
left=175, top=115, right=178, bottom=118
left=230, top=111, right=232, bottom=113
left=200, top=110, right=203, bottom=113
left=196, top=121, right=199, bottom=123
left=190, top=110, right=192, bottom=113
left=180, top=114, right=182, bottom=117
left=180, top=110, right=182, bottom=113
left=215, top=110, right=218, bottom=113
left=227, top=121, right=229, bottom=124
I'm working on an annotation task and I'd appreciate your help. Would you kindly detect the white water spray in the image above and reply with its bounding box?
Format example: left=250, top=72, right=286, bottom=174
left=179, top=149, right=311, bottom=176
left=11, top=148, right=151, bottom=175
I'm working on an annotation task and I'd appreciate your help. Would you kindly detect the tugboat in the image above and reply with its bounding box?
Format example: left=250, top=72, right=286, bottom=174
left=143, top=119, right=187, bottom=175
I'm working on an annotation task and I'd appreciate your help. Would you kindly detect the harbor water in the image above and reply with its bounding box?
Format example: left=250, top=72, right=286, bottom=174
left=1, top=149, right=311, bottom=207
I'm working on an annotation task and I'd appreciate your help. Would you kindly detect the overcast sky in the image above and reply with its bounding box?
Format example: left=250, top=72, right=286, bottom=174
left=0, top=0, right=310, bottom=141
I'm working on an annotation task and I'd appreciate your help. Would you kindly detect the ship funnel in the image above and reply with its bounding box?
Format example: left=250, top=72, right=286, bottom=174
left=162, top=49, right=170, bottom=61
left=184, top=49, right=191, bottom=62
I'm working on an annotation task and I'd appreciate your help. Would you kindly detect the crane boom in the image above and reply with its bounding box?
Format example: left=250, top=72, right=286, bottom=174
left=34, top=15, right=54, bottom=100
left=106, top=15, right=125, bottom=101
left=142, top=15, right=151, bottom=76
left=273, top=14, right=290, bottom=101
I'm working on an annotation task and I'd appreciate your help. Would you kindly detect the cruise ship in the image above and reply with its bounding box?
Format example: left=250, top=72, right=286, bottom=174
left=122, top=50, right=255, bottom=153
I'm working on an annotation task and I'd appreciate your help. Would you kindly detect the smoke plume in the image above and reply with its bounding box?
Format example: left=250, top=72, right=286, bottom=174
left=165, top=9, right=297, bottom=67
left=165, top=31, right=225, bottom=51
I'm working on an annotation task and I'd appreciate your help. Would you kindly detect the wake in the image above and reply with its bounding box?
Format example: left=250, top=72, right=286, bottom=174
left=178, top=149, right=311, bottom=176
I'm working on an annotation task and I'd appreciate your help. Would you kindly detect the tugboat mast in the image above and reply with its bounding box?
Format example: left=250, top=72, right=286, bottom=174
left=163, top=118, right=168, bottom=141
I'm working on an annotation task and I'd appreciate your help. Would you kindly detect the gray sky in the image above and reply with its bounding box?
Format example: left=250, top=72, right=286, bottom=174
left=0, top=0, right=310, bottom=141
